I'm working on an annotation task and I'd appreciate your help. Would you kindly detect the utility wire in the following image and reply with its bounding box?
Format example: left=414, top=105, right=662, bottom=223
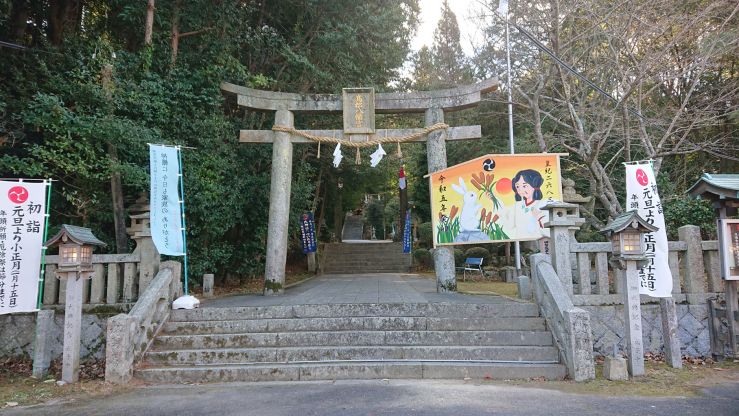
left=0, top=40, right=61, bottom=55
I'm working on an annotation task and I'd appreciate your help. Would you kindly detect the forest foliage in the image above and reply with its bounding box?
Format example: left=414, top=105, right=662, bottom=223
left=0, top=0, right=736, bottom=284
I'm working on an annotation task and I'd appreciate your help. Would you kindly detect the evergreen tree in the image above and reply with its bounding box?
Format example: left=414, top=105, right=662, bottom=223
left=430, top=0, right=472, bottom=88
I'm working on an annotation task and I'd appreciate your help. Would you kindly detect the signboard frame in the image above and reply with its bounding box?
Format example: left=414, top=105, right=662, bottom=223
left=342, top=88, right=375, bottom=134
left=426, top=153, right=565, bottom=248
left=719, top=218, right=739, bottom=281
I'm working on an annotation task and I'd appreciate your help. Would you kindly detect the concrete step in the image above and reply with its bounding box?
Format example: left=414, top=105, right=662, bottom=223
left=135, top=361, right=566, bottom=383
left=170, top=303, right=541, bottom=321
left=144, top=345, right=560, bottom=365
left=152, top=330, right=553, bottom=350
left=134, top=361, right=566, bottom=383
left=162, top=316, right=547, bottom=334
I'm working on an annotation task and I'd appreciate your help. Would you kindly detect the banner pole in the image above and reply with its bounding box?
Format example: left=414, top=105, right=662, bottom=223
left=36, top=179, right=52, bottom=310
left=176, top=146, right=190, bottom=296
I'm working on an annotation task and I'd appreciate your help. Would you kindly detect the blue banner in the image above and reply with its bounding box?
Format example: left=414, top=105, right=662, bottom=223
left=300, top=212, right=317, bottom=254
left=403, top=209, right=412, bottom=253
left=150, top=145, right=185, bottom=256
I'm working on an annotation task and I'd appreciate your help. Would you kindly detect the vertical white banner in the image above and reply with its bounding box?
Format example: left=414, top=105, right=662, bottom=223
left=150, top=145, right=185, bottom=256
left=0, top=181, right=48, bottom=314
left=625, top=162, right=673, bottom=297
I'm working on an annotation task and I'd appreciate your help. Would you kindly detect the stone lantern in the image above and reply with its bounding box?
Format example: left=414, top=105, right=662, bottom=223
left=601, top=210, right=658, bottom=266
left=541, top=201, right=583, bottom=295
left=601, top=211, right=658, bottom=377
left=45, top=225, right=106, bottom=383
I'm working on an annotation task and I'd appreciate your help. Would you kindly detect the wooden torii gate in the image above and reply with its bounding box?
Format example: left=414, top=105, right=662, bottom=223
left=221, top=79, right=498, bottom=295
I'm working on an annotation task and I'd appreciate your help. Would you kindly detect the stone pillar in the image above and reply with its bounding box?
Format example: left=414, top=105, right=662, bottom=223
left=127, top=195, right=160, bottom=297
left=516, top=275, right=531, bottom=300
left=62, top=276, right=84, bottom=383
left=203, top=273, right=214, bottom=298
left=32, top=309, right=55, bottom=378
left=623, top=260, right=644, bottom=376
left=659, top=297, right=682, bottom=368
left=104, top=314, right=135, bottom=384
left=678, top=225, right=706, bottom=296
left=542, top=202, right=580, bottom=296
left=136, top=238, right=160, bottom=294
left=307, top=252, right=317, bottom=273
left=265, top=109, right=294, bottom=295
left=726, top=280, right=739, bottom=359
left=425, top=107, right=455, bottom=292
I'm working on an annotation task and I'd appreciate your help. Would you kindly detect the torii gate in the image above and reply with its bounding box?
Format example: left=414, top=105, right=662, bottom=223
left=221, top=79, right=498, bottom=295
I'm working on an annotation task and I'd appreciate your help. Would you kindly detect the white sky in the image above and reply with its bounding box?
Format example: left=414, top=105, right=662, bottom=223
left=411, top=0, right=487, bottom=56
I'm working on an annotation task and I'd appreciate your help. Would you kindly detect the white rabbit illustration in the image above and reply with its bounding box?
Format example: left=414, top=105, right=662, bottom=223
left=451, top=177, right=482, bottom=232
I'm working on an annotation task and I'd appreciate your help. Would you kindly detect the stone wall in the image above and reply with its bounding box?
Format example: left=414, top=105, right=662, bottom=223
left=584, top=304, right=710, bottom=357
left=0, top=311, right=109, bottom=361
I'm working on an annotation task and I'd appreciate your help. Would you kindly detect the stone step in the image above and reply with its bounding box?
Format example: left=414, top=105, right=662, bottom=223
left=169, top=303, right=541, bottom=321
left=152, top=330, right=553, bottom=350
left=162, top=316, right=547, bottom=334
left=322, top=261, right=410, bottom=267
left=323, top=264, right=410, bottom=269
left=323, top=256, right=410, bottom=261
left=322, top=267, right=411, bottom=274
left=324, top=248, right=407, bottom=255
left=144, top=345, right=560, bottom=365
left=135, top=361, right=566, bottom=383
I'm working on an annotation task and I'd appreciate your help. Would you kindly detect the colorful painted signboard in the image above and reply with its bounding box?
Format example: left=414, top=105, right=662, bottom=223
left=427, top=154, right=564, bottom=247
left=300, top=212, right=317, bottom=254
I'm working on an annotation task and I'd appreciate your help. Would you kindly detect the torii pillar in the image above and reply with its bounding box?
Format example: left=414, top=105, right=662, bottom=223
left=264, top=109, right=294, bottom=295
left=222, top=79, right=498, bottom=295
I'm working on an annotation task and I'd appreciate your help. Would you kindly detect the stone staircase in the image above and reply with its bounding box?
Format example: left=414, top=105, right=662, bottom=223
left=341, top=213, right=364, bottom=240
left=321, top=242, right=411, bottom=274
left=135, top=303, right=566, bottom=383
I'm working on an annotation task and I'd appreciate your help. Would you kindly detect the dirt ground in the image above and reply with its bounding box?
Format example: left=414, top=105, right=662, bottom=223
left=3, top=356, right=738, bottom=410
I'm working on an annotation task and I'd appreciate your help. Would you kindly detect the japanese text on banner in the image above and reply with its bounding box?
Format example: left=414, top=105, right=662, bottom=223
left=625, top=163, right=672, bottom=297
left=150, top=145, right=185, bottom=256
left=0, top=181, right=48, bottom=314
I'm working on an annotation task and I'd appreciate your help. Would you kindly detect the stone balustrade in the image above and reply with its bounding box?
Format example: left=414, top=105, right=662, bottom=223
left=105, top=260, right=182, bottom=384
left=42, top=253, right=143, bottom=306
left=567, top=225, right=722, bottom=306
left=530, top=253, right=595, bottom=381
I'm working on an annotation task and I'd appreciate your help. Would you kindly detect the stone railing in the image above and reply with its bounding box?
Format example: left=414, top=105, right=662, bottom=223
left=530, top=253, right=595, bottom=381
left=105, top=260, right=181, bottom=384
left=42, top=252, right=160, bottom=306
left=565, top=225, right=722, bottom=306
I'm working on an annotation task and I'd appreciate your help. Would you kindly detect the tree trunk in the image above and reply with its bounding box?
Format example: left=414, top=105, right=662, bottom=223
left=47, top=0, right=82, bottom=46
left=311, top=164, right=324, bottom=213
left=144, top=0, right=155, bottom=45
left=316, top=185, right=327, bottom=241
left=170, top=0, right=181, bottom=67
left=333, top=186, right=343, bottom=243
left=109, top=145, right=129, bottom=253
left=101, top=64, right=129, bottom=254
left=9, top=0, right=29, bottom=42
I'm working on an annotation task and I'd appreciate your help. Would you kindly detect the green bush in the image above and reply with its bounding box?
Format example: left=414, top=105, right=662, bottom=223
left=663, top=197, right=716, bottom=240
left=418, top=222, right=433, bottom=247
left=453, top=248, right=465, bottom=267
left=413, top=248, right=433, bottom=269
left=464, top=247, right=491, bottom=265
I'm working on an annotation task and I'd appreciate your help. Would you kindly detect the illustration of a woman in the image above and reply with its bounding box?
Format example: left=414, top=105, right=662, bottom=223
left=505, top=169, right=551, bottom=240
